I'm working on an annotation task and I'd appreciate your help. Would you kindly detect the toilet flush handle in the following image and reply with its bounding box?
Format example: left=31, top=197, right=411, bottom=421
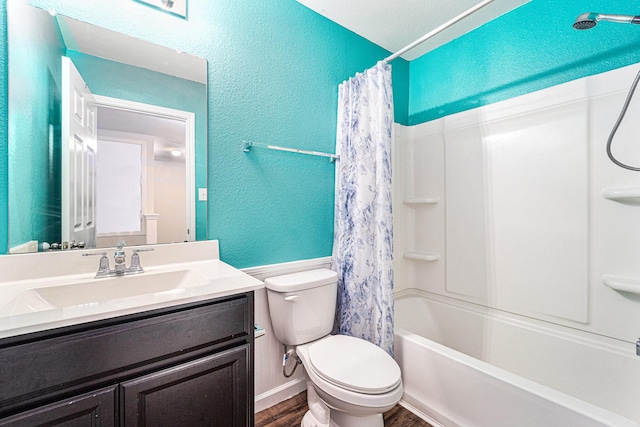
left=284, top=295, right=299, bottom=302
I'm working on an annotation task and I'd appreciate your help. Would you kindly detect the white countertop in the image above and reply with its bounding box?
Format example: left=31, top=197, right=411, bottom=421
left=0, top=241, right=264, bottom=339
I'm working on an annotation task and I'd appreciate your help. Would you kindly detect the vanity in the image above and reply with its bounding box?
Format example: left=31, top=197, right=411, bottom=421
left=0, top=241, right=263, bottom=426
left=2, top=2, right=263, bottom=424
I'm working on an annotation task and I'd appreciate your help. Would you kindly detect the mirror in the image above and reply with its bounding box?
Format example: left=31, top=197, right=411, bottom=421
left=7, top=0, right=208, bottom=253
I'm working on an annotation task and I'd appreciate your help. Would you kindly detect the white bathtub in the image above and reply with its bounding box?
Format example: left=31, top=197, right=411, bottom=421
left=393, top=293, right=640, bottom=427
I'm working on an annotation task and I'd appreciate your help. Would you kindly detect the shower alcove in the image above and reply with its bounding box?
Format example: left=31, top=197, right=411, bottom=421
left=392, top=62, right=640, bottom=425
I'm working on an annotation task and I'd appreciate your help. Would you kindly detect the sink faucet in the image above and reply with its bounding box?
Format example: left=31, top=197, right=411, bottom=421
left=83, top=241, right=155, bottom=278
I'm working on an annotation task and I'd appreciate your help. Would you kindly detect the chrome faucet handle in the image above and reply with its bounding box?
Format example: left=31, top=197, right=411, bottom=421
left=129, top=248, right=154, bottom=274
left=132, top=248, right=155, bottom=253
left=82, top=252, right=108, bottom=256
left=83, top=252, right=111, bottom=278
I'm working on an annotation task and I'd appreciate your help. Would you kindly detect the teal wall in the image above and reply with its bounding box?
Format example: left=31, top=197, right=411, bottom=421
left=409, top=0, right=640, bottom=124
left=0, top=0, right=7, bottom=254
left=5, top=0, right=638, bottom=268
left=202, top=3, right=407, bottom=267
left=1, top=0, right=407, bottom=267
left=67, top=50, right=208, bottom=241
left=7, top=0, right=63, bottom=249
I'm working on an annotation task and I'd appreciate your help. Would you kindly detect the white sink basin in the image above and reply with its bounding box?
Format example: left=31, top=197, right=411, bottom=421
left=0, top=241, right=264, bottom=339
left=0, top=269, right=210, bottom=316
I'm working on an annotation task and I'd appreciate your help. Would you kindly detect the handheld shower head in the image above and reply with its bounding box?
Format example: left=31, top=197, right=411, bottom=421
left=573, top=12, right=640, bottom=30
left=573, top=13, right=598, bottom=30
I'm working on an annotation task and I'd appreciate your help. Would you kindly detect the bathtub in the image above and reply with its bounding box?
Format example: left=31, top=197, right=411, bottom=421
left=393, top=293, right=640, bottom=427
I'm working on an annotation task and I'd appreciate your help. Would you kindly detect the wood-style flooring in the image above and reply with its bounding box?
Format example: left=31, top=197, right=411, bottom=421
left=255, top=392, right=433, bottom=427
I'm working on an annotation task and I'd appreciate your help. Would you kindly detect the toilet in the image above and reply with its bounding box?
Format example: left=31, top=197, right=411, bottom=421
left=265, top=269, right=403, bottom=427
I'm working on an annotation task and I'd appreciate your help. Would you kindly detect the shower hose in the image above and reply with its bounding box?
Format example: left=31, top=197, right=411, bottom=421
left=607, top=68, right=640, bottom=171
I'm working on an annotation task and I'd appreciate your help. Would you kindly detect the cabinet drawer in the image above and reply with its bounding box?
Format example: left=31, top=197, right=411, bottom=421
left=0, top=294, right=251, bottom=413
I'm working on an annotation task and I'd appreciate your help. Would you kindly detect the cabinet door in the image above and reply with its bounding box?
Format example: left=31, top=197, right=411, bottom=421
left=0, top=386, right=116, bottom=427
left=121, top=345, right=250, bottom=427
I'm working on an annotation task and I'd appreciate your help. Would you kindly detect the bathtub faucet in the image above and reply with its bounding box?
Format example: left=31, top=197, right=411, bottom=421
left=636, top=338, right=640, bottom=356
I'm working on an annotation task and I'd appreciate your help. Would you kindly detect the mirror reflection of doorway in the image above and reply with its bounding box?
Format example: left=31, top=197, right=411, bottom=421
left=61, top=57, right=97, bottom=249
left=62, top=57, right=195, bottom=249
left=8, top=2, right=207, bottom=253
left=95, top=105, right=191, bottom=247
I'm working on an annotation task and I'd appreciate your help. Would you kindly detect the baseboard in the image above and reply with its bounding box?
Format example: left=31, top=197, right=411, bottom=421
left=254, top=377, right=307, bottom=413
left=398, top=399, right=445, bottom=427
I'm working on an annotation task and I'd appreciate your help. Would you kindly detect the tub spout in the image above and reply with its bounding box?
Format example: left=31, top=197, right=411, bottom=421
left=637, top=339, right=640, bottom=356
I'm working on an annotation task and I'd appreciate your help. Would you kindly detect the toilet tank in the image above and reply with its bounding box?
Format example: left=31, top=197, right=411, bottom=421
left=264, top=269, right=338, bottom=346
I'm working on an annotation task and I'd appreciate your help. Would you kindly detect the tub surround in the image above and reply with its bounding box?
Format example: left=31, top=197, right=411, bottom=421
left=392, top=62, right=640, bottom=425
left=394, top=61, right=640, bottom=344
left=0, top=240, right=263, bottom=338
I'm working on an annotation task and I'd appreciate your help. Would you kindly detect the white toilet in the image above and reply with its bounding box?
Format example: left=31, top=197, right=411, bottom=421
left=265, top=268, right=403, bottom=427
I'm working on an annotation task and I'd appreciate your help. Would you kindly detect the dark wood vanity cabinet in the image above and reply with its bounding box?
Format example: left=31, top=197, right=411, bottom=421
left=121, top=345, right=249, bottom=426
left=0, top=292, right=254, bottom=427
left=0, top=386, right=117, bottom=426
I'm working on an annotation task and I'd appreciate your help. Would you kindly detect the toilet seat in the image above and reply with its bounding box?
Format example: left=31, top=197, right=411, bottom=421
left=307, top=335, right=402, bottom=394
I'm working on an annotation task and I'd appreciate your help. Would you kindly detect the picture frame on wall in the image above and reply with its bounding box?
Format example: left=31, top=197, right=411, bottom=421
left=133, top=0, right=188, bottom=20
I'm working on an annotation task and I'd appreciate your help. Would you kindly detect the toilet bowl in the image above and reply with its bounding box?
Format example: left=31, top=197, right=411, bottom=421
left=265, top=269, right=403, bottom=427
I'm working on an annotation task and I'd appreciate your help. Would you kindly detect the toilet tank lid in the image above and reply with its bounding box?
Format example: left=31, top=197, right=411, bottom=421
left=264, top=269, right=338, bottom=292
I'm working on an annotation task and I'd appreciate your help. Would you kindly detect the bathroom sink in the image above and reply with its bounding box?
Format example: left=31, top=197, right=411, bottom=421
left=0, top=269, right=210, bottom=316
left=38, top=269, right=209, bottom=307
left=0, top=241, right=265, bottom=338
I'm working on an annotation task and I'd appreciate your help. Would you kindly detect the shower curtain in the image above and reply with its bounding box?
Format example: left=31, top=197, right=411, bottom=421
left=331, top=61, right=394, bottom=355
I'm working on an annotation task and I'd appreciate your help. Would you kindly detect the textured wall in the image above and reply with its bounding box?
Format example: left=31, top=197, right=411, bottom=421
left=1, top=0, right=409, bottom=266
left=197, top=1, right=407, bottom=268
left=0, top=1, right=7, bottom=254
left=7, top=0, right=64, bottom=248
left=409, top=0, right=640, bottom=124
left=5, top=0, right=640, bottom=266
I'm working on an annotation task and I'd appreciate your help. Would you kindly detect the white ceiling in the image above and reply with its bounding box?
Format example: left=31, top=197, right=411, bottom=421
left=53, top=1, right=530, bottom=79
left=97, top=107, right=186, bottom=162
left=296, top=0, right=530, bottom=60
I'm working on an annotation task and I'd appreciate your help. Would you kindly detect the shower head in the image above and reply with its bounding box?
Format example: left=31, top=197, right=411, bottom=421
left=573, top=13, right=598, bottom=30
left=573, top=12, right=640, bottom=30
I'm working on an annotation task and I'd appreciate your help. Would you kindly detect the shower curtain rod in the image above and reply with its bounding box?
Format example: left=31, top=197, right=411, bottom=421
left=383, top=0, right=495, bottom=63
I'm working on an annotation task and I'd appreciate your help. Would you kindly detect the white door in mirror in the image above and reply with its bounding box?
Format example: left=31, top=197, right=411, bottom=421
left=61, top=57, right=97, bottom=248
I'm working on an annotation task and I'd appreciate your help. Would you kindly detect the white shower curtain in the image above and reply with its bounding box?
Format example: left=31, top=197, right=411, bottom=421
left=331, top=61, right=394, bottom=355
